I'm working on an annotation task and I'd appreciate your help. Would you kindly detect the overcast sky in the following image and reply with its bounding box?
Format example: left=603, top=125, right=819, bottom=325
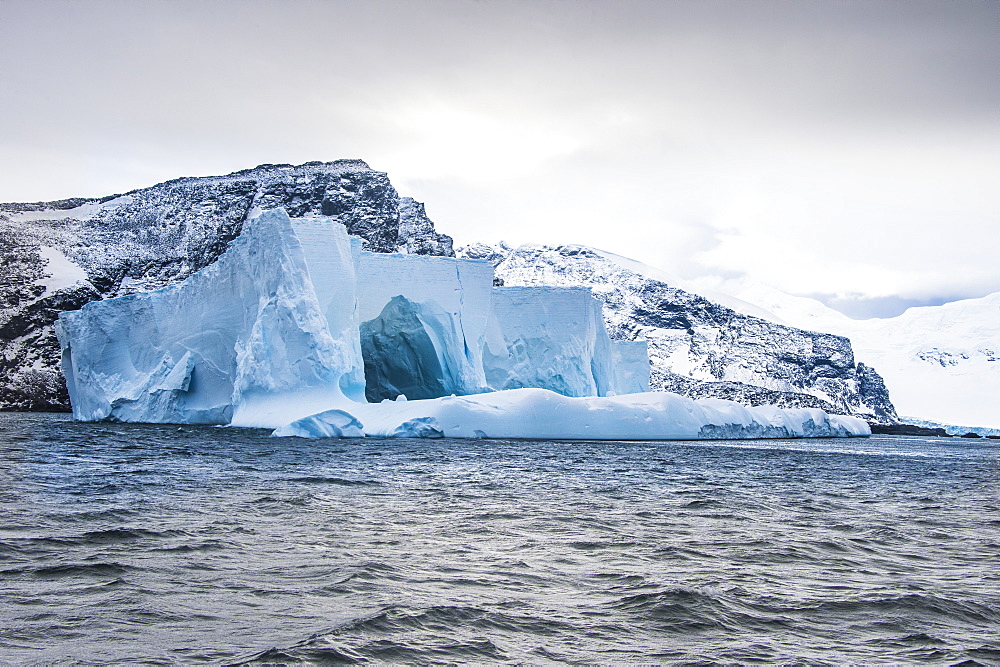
left=1, top=0, right=996, bottom=317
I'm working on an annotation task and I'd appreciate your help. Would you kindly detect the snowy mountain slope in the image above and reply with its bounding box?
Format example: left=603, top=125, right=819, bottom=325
left=0, top=161, right=453, bottom=410
left=2, top=160, right=452, bottom=297
left=459, top=242, right=897, bottom=423
left=3, top=159, right=899, bottom=424
left=586, top=248, right=785, bottom=324
left=734, top=285, right=1000, bottom=428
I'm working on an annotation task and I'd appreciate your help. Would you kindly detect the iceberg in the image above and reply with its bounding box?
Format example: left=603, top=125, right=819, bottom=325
left=611, top=340, right=652, bottom=395
left=272, top=409, right=365, bottom=438
left=56, top=209, right=870, bottom=439
left=56, top=209, right=363, bottom=427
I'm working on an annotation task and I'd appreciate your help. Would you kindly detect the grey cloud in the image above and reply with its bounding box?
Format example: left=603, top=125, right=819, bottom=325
left=0, top=0, right=995, bottom=317
left=810, top=293, right=978, bottom=320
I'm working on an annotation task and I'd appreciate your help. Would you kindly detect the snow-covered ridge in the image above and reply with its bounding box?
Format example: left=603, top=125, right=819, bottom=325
left=586, top=247, right=784, bottom=324
left=734, top=285, right=1000, bottom=428
left=55, top=209, right=868, bottom=439
left=4, top=160, right=894, bottom=425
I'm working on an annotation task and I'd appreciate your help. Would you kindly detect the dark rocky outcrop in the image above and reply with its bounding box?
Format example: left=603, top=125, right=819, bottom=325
left=673, top=377, right=844, bottom=413
left=870, top=424, right=949, bottom=436
left=856, top=362, right=899, bottom=424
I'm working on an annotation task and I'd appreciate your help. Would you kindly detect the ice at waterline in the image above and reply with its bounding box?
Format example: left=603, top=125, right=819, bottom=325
left=55, top=209, right=869, bottom=439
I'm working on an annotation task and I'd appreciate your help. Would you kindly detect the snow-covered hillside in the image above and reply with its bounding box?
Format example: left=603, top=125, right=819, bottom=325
left=735, top=285, right=1000, bottom=429
left=3, top=160, right=898, bottom=424
left=459, top=243, right=897, bottom=423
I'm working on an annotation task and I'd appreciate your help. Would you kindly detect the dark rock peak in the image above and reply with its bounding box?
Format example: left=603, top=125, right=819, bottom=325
left=397, top=198, right=454, bottom=256
left=0, top=161, right=379, bottom=215
left=856, top=362, right=899, bottom=423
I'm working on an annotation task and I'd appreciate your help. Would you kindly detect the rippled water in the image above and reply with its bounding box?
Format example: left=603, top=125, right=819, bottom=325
left=1, top=412, right=998, bottom=664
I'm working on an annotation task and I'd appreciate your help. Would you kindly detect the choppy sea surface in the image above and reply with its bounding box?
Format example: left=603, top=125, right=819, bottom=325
left=1, top=412, right=998, bottom=665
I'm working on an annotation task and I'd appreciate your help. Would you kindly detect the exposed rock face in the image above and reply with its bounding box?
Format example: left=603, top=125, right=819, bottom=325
left=855, top=362, right=899, bottom=424
left=1, top=161, right=454, bottom=410
left=671, top=378, right=845, bottom=413
left=397, top=198, right=455, bottom=256
left=459, top=242, right=898, bottom=424
left=0, top=283, right=99, bottom=411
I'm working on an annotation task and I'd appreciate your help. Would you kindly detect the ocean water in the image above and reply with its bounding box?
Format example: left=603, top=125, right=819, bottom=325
left=1, top=412, right=998, bottom=665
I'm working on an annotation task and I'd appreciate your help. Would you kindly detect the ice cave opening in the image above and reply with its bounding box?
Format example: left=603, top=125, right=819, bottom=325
left=361, top=295, right=458, bottom=402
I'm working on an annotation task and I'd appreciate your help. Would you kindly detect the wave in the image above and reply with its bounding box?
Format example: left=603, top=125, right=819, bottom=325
left=283, top=476, right=381, bottom=486
left=234, top=604, right=585, bottom=664
left=28, top=562, right=136, bottom=578
left=4, top=413, right=997, bottom=665
left=795, top=593, right=1000, bottom=626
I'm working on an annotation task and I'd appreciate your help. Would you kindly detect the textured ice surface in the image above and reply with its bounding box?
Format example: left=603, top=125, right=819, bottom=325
left=611, top=340, right=651, bottom=395
left=483, top=286, right=617, bottom=397
left=289, top=218, right=366, bottom=401
left=56, top=209, right=362, bottom=426
left=272, top=409, right=364, bottom=438
left=361, top=296, right=469, bottom=401
left=385, top=416, right=446, bottom=438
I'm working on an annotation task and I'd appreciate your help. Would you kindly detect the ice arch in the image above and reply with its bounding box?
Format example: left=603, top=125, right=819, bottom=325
left=361, top=296, right=465, bottom=402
